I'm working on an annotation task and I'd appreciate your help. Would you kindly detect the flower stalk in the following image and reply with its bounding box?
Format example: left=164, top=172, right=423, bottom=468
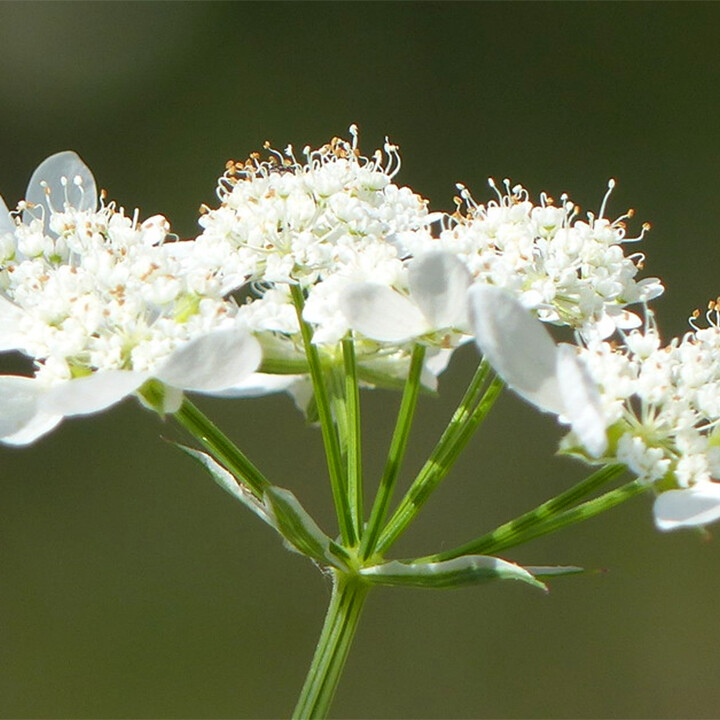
left=342, top=337, right=364, bottom=539
left=292, top=573, right=370, bottom=720
left=376, top=363, right=502, bottom=554
left=361, top=343, right=426, bottom=559
left=291, top=284, right=357, bottom=546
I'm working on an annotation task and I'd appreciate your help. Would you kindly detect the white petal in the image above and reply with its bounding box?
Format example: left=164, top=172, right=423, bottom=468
left=41, top=370, right=148, bottom=416
left=654, top=485, right=720, bottom=530
left=0, top=293, right=22, bottom=323
left=286, top=378, right=314, bottom=414
left=408, top=251, right=471, bottom=330
left=155, top=328, right=262, bottom=393
left=339, top=283, right=428, bottom=342
left=613, top=309, right=643, bottom=330
left=0, top=194, right=14, bottom=235
left=588, top=313, right=617, bottom=341
left=469, top=285, right=563, bottom=414
left=24, top=151, right=97, bottom=226
left=1, top=412, right=62, bottom=446
left=0, top=295, right=26, bottom=351
left=556, top=344, right=607, bottom=457
left=0, top=376, right=49, bottom=439
left=424, top=348, right=454, bottom=377
left=205, top=372, right=304, bottom=398
left=161, top=385, right=184, bottom=414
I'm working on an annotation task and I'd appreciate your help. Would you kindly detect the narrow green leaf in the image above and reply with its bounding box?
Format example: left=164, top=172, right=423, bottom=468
left=264, top=486, right=348, bottom=570
left=177, top=444, right=349, bottom=570
left=359, top=555, right=547, bottom=591
left=173, top=397, right=270, bottom=496
left=522, top=565, right=584, bottom=578
left=175, top=444, right=274, bottom=527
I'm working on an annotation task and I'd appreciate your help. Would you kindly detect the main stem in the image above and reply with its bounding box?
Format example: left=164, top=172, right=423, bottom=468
left=292, top=574, right=370, bottom=720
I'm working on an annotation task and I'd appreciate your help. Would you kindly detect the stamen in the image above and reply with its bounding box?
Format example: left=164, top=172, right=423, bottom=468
left=599, top=178, right=616, bottom=218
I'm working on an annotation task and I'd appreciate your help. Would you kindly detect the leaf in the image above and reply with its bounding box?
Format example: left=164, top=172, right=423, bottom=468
left=359, top=555, right=547, bottom=591
left=522, top=565, right=585, bottom=578
left=176, top=445, right=347, bottom=569
left=264, top=486, right=347, bottom=569
left=176, top=444, right=274, bottom=527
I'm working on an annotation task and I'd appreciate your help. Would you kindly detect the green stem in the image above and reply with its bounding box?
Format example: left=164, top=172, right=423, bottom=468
left=292, top=574, right=370, bottom=720
left=343, top=337, right=364, bottom=540
left=173, top=396, right=270, bottom=498
left=491, top=478, right=649, bottom=552
left=422, top=471, right=644, bottom=562
left=291, top=284, right=356, bottom=546
left=361, top=344, right=426, bottom=559
left=376, top=367, right=502, bottom=555
left=327, top=363, right=349, bottom=464
left=423, top=463, right=627, bottom=561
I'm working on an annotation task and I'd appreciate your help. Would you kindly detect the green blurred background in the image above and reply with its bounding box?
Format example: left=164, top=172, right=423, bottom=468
left=1, top=2, right=720, bottom=718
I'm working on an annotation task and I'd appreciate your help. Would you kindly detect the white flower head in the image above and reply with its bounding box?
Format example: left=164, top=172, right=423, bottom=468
left=416, top=179, right=663, bottom=339
left=471, top=287, right=720, bottom=532
left=195, top=127, right=437, bottom=289
left=0, top=152, right=262, bottom=444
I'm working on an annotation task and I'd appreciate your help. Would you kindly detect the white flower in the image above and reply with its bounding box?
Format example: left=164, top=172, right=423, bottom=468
left=654, top=484, right=720, bottom=530
left=468, top=285, right=607, bottom=457
left=0, top=152, right=262, bottom=444
left=470, top=286, right=720, bottom=531
left=339, top=251, right=471, bottom=344
left=195, top=127, right=437, bottom=289
left=405, top=179, right=663, bottom=339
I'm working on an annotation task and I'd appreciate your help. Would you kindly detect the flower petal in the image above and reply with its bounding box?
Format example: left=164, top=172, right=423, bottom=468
left=206, top=372, right=305, bottom=398
left=41, top=370, right=149, bottom=417
left=339, top=283, right=428, bottom=342
left=654, top=485, right=720, bottom=530
left=23, top=151, right=97, bottom=226
left=0, top=295, right=27, bottom=351
left=408, top=251, right=471, bottom=330
left=469, top=285, right=563, bottom=414
left=556, top=343, right=607, bottom=457
left=154, top=327, right=262, bottom=393
left=1, top=411, right=62, bottom=446
left=0, top=376, right=51, bottom=440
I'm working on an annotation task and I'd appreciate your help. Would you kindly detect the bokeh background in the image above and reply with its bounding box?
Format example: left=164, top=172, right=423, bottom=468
left=1, top=2, right=720, bottom=718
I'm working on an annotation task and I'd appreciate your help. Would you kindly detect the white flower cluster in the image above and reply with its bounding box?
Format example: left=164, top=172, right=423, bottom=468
left=195, top=126, right=433, bottom=289
left=402, top=179, right=663, bottom=339
left=571, top=306, right=720, bottom=528
left=194, top=132, right=663, bottom=402
left=194, top=128, right=466, bottom=393
left=471, top=287, right=720, bottom=532
left=8, top=128, right=715, bottom=536
left=0, top=152, right=261, bottom=444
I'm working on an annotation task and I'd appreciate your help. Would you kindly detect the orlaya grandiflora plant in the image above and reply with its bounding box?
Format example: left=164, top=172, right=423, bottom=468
left=0, top=152, right=263, bottom=444
left=469, top=285, right=720, bottom=532
left=1, top=131, right=705, bottom=720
